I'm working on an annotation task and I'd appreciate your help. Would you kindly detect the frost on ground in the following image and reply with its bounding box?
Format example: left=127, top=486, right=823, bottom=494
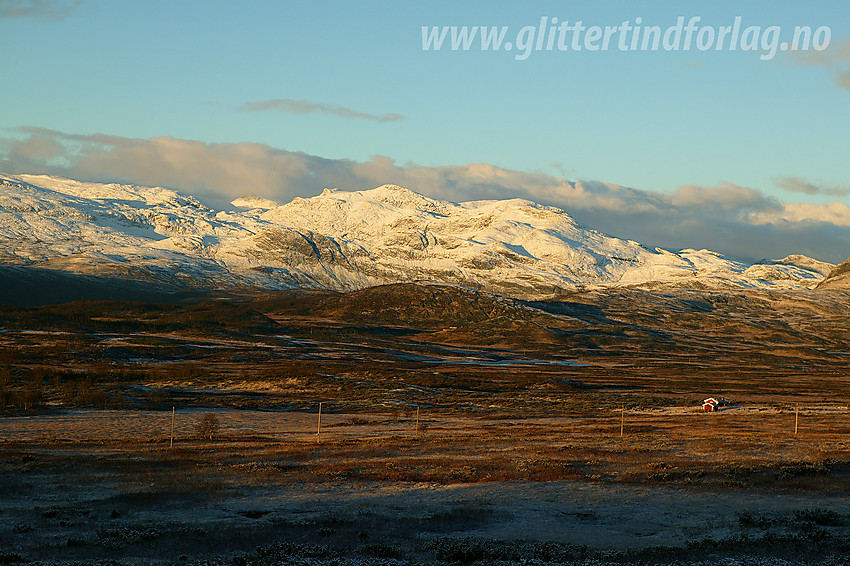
left=1, top=409, right=849, bottom=565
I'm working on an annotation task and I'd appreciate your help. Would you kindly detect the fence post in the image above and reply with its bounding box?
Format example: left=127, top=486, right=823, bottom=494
left=317, top=402, right=322, bottom=439
left=795, top=404, right=799, bottom=435
left=620, top=406, right=625, bottom=437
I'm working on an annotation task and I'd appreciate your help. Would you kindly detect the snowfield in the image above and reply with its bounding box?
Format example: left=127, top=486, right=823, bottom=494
left=0, top=173, right=834, bottom=298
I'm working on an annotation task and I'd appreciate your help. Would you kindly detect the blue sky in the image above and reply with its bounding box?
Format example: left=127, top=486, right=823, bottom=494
left=2, top=0, right=850, bottom=261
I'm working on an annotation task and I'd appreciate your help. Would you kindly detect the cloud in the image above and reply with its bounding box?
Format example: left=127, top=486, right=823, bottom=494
left=788, top=37, right=850, bottom=91
left=790, top=38, right=850, bottom=66
left=752, top=201, right=850, bottom=227
left=239, top=98, right=404, bottom=122
left=0, top=0, right=82, bottom=20
left=775, top=176, right=850, bottom=197
left=670, top=182, right=780, bottom=213
left=2, top=127, right=849, bottom=263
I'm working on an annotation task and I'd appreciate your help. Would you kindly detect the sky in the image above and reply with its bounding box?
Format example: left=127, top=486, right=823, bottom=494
left=1, top=0, right=850, bottom=262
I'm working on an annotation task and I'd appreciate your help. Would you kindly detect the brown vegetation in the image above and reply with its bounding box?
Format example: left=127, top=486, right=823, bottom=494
left=0, top=283, right=849, bottom=564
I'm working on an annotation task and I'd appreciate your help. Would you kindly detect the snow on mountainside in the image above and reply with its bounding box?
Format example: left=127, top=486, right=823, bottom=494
left=816, top=257, right=850, bottom=290
left=0, top=173, right=835, bottom=298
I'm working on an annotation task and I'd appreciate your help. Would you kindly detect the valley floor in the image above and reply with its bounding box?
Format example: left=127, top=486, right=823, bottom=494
left=1, top=284, right=849, bottom=564
left=1, top=407, right=849, bottom=565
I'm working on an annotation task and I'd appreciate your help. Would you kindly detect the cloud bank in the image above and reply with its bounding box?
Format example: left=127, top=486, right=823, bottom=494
left=239, top=98, right=404, bottom=122
left=2, top=127, right=849, bottom=263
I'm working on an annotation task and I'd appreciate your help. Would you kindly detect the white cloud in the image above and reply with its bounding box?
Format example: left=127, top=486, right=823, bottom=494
left=751, top=201, right=850, bottom=227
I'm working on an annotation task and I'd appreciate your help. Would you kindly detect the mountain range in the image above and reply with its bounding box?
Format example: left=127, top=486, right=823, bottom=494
left=0, top=173, right=844, bottom=301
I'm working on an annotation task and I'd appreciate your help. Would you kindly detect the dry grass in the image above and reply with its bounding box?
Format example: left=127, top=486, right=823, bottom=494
left=3, top=407, right=846, bottom=490
left=1, top=285, right=850, bottom=563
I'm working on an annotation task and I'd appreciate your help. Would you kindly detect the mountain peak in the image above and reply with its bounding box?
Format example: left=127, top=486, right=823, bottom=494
left=0, top=173, right=837, bottom=298
left=351, top=184, right=450, bottom=211
left=231, top=195, right=280, bottom=210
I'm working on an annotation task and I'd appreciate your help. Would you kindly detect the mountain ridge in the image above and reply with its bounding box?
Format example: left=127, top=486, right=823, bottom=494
left=0, top=173, right=838, bottom=299
left=816, top=257, right=850, bottom=289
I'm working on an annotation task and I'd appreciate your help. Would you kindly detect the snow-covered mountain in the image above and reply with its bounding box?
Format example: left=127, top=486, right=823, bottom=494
left=0, top=173, right=835, bottom=299
left=817, top=257, right=850, bottom=290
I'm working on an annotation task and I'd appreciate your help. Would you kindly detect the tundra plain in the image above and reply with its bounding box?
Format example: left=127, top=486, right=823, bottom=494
left=1, top=283, right=849, bottom=565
